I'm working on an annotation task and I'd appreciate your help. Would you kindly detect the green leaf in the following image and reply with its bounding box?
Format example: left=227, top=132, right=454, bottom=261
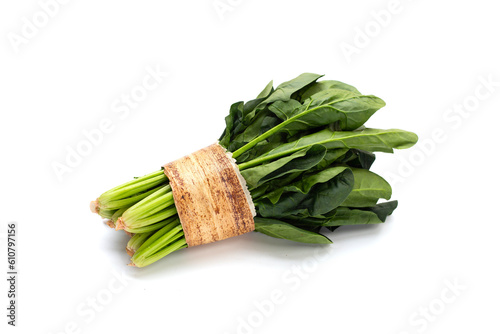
left=258, top=73, right=323, bottom=106
left=240, top=144, right=327, bottom=189
left=245, top=128, right=418, bottom=167
left=268, top=100, right=303, bottom=121
left=231, top=110, right=279, bottom=147
left=254, top=217, right=332, bottom=244
left=323, top=207, right=385, bottom=225
left=242, top=73, right=323, bottom=123
left=221, top=81, right=276, bottom=150
left=256, top=80, right=274, bottom=99
left=340, top=149, right=376, bottom=169
left=306, top=148, right=373, bottom=172
left=368, top=200, right=398, bottom=221
left=300, top=80, right=362, bottom=101
left=340, top=168, right=392, bottom=207
left=219, top=101, right=244, bottom=148
left=285, top=90, right=385, bottom=133
left=314, top=149, right=350, bottom=170
left=256, top=167, right=354, bottom=218
left=283, top=201, right=398, bottom=227
left=226, top=74, right=324, bottom=152
left=262, top=89, right=385, bottom=139
left=247, top=148, right=355, bottom=198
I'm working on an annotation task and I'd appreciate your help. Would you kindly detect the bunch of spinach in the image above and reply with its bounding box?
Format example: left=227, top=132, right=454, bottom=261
left=90, top=73, right=418, bottom=267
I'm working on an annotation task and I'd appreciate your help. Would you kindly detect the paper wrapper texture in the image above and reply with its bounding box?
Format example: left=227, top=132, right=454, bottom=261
left=163, top=143, right=256, bottom=247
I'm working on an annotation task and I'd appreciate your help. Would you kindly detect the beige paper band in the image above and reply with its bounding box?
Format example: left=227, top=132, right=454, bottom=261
left=163, top=143, right=255, bottom=247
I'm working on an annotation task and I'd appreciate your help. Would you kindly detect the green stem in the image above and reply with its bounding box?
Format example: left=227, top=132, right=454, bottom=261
left=133, top=238, right=187, bottom=268
left=132, top=222, right=184, bottom=263
left=126, top=216, right=178, bottom=234
left=127, top=231, right=155, bottom=256
left=122, top=185, right=172, bottom=218
left=232, top=105, right=324, bottom=158
left=96, top=207, right=116, bottom=219
left=101, top=174, right=167, bottom=201
left=125, top=206, right=178, bottom=229
left=99, top=186, right=161, bottom=210
left=110, top=207, right=128, bottom=223
left=99, top=170, right=164, bottom=198
left=135, top=221, right=178, bottom=252
left=238, top=150, right=292, bottom=170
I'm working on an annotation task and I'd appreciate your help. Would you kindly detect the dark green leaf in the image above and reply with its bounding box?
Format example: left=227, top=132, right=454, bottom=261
left=230, top=110, right=279, bottom=150
left=241, top=145, right=327, bottom=189
left=283, top=201, right=398, bottom=227
left=368, top=200, right=398, bottom=221
left=256, top=167, right=354, bottom=218
left=300, top=80, right=362, bottom=101
left=340, top=149, right=376, bottom=169
left=258, top=73, right=323, bottom=106
left=320, top=207, right=385, bottom=225
left=219, top=101, right=244, bottom=148
left=340, top=168, right=392, bottom=207
left=315, top=149, right=350, bottom=170
left=254, top=217, right=332, bottom=244
left=268, top=100, right=303, bottom=121
left=263, top=89, right=385, bottom=138
left=254, top=128, right=418, bottom=165
left=242, top=73, right=323, bottom=123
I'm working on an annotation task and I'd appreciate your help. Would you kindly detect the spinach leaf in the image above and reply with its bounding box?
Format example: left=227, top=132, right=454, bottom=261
left=340, top=168, right=392, bottom=207
left=300, top=80, right=362, bottom=101
left=249, top=171, right=303, bottom=200
left=308, top=148, right=374, bottom=172
left=318, top=208, right=385, bottom=225
left=241, top=128, right=418, bottom=167
left=368, top=200, right=398, bottom=221
left=263, top=89, right=385, bottom=138
left=242, top=73, right=323, bottom=123
left=255, top=167, right=354, bottom=218
left=219, top=101, right=244, bottom=148
left=256, top=80, right=274, bottom=99
left=229, top=110, right=280, bottom=151
left=240, top=144, right=327, bottom=189
left=283, top=201, right=398, bottom=227
left=219, top=80, right=275, bottom=148
left=256, top=73, right=323, bottom=108
left=267, top=99, right=303, bottom=121
left=340, top=149, right=376, bottom=169
left=248, top=148, right=356, bottom=199
left=254, top=217, right=332, bottom=244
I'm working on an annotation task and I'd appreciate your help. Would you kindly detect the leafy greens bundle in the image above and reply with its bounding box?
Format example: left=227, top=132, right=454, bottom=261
left=90, top=73, right=418, bottom=267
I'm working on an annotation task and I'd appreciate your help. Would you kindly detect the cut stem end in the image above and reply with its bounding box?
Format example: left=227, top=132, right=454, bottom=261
left=126, top=247, right=135, bottom=257
left=104, top=220, right=115, bottom=229
left=90, top=200, right=99, bottom=214
left=115, top=218, right=125, bottom=231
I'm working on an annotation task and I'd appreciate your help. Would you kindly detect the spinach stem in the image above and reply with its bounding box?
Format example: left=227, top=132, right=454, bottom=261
left=232, top=105, right=324, bottom=158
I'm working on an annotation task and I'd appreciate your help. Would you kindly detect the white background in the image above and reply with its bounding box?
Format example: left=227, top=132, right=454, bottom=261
left=1, top=1, right=499, bottom=333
